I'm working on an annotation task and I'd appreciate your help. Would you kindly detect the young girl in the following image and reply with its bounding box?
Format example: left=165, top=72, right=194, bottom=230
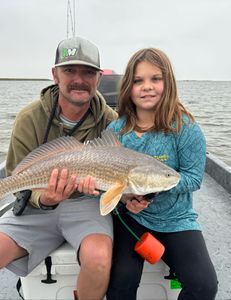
left=106, top=48, right=217, bottom=300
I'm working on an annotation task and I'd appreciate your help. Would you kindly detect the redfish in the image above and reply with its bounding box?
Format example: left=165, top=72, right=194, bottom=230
left=0, top=130, right=180, bottom=215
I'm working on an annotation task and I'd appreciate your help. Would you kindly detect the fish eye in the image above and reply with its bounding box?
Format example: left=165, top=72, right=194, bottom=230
left=166, top=173, right=171, bottom=177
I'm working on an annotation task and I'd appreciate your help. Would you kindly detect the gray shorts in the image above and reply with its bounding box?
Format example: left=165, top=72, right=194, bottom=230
left=0, top=196, right=113, bottom=276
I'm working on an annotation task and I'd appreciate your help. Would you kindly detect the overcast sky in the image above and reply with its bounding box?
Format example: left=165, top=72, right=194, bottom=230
left=1, top=0, right=230, bottom=80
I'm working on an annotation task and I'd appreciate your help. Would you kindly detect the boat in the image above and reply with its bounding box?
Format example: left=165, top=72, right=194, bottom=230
left=0, top=72, right=231, bottom=300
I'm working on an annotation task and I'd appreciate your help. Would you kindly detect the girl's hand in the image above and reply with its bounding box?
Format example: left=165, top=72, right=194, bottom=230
left=122, top=194, right=150, bottom=214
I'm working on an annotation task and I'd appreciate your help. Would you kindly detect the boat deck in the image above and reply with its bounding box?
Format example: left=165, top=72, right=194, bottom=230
left=0, top=168, right=231, bottom=299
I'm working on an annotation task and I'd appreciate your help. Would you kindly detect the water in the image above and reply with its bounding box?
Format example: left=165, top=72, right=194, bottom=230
left=0, top=80, right=231, bottom=166
left=178, top=80, right=231, bottom=167
left=0, top=80, right=52, bottom=162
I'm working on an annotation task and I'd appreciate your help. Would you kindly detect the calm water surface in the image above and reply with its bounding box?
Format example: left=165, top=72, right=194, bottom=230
left=0, top=80, right=231, bottom=166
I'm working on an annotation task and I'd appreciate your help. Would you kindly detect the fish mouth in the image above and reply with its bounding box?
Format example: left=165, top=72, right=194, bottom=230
left=128, top=178, right=180, bottom=194
left=163, top=181, right=179, bottom=191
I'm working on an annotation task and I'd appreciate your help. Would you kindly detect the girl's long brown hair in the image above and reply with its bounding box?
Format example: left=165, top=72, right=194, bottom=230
left=118, top=48, right=194, bottom=133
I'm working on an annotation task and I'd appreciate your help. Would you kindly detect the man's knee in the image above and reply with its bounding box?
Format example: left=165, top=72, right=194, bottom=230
left=79, top=234, right=112, bottom=271
left=0, top=232, right=27, bottom=269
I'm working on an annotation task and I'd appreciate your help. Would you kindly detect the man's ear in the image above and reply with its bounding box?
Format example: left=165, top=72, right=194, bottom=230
left=52, top=67, right=58, bottom=84
left=97, top=71, right=103, bottom=87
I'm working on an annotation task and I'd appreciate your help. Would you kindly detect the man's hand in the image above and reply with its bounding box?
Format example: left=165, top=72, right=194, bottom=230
left=77, top=175, right=99, bottom=196
left=39, top=169, right=99, bottom=207
left=39, top=169, right=77, bottom=206
left=122, top=194, right=150, bottom=214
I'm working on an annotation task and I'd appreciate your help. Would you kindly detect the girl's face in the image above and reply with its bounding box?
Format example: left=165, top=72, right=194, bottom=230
left=131, top=61, right=164, bottom=111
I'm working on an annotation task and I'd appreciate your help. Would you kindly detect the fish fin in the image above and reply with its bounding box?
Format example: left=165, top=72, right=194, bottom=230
left=100, top=182, right=127, bottom=215
left=85, top=129, right=122, bottom=148
left=13, top=136, right=84, bottom=175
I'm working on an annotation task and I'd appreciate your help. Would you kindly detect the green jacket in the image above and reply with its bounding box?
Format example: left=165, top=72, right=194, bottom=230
left=6, top=84, right=117, bottom=207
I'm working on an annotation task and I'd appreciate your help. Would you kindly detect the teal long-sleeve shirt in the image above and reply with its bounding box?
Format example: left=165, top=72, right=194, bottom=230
left=107, top=115, right=206, bottom=232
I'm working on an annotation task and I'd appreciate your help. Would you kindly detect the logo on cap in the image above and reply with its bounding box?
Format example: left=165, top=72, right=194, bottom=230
left=61, top=48, right=77, bottom=59
left=54, top=36, right=102, bottom=70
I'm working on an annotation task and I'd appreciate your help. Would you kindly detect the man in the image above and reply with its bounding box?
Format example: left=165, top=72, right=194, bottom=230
left=0, top=36, right=117, bottom=300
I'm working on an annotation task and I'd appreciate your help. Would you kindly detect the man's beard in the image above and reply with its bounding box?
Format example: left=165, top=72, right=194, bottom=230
left=65, top=96, right=91, bottom=107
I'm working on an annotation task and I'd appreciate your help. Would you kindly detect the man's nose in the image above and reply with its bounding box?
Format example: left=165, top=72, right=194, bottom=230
left=72, top=71, right=85, bottom=82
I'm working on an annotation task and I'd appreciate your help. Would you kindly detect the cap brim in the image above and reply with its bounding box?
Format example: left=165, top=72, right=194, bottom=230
left=54, top=60, right=102, bottom=71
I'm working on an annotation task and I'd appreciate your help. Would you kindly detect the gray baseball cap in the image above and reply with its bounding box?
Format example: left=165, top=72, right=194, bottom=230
left=54, top=36, right=102, bottom=71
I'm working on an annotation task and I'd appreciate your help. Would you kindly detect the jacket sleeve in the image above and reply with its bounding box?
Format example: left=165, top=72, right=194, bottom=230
left=6, top=112, right=43, bottom=208
left=169, top=122, right=206, bottom=194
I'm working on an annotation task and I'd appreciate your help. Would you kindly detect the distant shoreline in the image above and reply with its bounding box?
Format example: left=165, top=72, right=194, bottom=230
left=0, top=78, right=231, bottom=82
left=0, top=78, right=52, bottom=81
left=0, top=78, right=230, bottom=82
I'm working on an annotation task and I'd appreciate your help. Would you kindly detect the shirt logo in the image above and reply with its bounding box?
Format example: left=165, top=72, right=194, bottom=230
left=153, top=154, right=168, bottom=162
